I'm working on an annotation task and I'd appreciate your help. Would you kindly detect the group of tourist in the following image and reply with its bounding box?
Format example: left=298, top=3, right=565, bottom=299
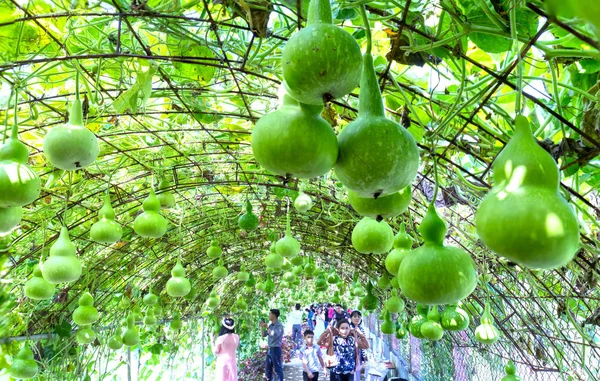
left=211, top=303, right=370, bottom=381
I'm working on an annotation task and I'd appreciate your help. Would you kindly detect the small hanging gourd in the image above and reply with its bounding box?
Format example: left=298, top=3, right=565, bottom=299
left=171, top=312, right=183, bottom=330
left=291, top=255, right=304, bottom=267
left=245, top=272, right=257, bottom=288
left=206, top=290, right=220, bottom=309
left=75, top=325, right=97, bottom=345
left=8, top=346, right=38, bottom=379
left=265, top=244, right=284, bottom=268
left=420, top=308, right=444, bottom=341
left=276, top=213, right=300, bottom=258
left=238, top=200, right=259, bottom=231
left=42, top=226, right=82, bottom=284
left=395, top=321, right=408, bottom=339
left=283, top=271, right=297, bottom=284
left=292, top=265, right=303, bottom=276
left=502, top=360, right=521, bottom=381
left=122, top=314, right=140, bottom=347
left=294, top=192, right=313, bottom=213
left=90, top=192, right=122, bottom=244
left=133, top=188, right=168, bottom=238
left=347, top=186, right=412, bottom=220
left=235, top=296, right=249, bottom=310
left=281, top=0, right=362, bottom=105
left=237, top=265, right=250, bottom=282
left=385, top=289, right=405, bottom=313
left=263, top=274, right=276, bottom=293
left=166, top=259, right=191, bottom=297
left=251, top=94, right=339, bottom=178
left=327, top=269, right=340, bottom=284
left=440, top=304, right=470, bottom=331
left=212, top=258, right=229, bottom=279
left=376, top=274, right=391, bottom=290
left=0, top=116, right=41, bottom=208
left=0, top=206, right=22, bottom=233
left=207, top=240, right=223, bottom=259
left=397, top=203, right=478, bottom=305
left=315, top=273, right=327, bottom=292
left=43, top=77, right=99, bottom=170
left=153, top=303, right=163, bottom=316
left=475, top=302, right=500, bottom=345
left=380, top=309, right=395, bottom=335
left=73, top=292, right=99, bottom=325
left=144, top=308, right=157, bottom=325
left=25, top=264, right=55, bottom=300
left=304, top=257, right=317, bottom=276
left=475, top=116, right=579, bottom=269
left=334, top=12, right=419, bottom=198
left=132, top=305, right=143, bottom=322
left=156, top=178, right=176, bottom=208
left=143, top=289, right=159, bottom=306
left=351, top=217, right=394, bottom=254
left=360, top=282, right=378, bottom=312
left=385, top=224, right=412, bottom=276
left=107, top=328, right=124, bottom=350
left=184, top=286, right=197, bottom=301
left=331, top=291, right=341, bottom=304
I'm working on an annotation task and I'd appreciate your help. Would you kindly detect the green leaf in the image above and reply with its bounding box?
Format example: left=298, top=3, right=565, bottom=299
left=55, top=320, right=72, bottom=338
left=167, top=36, right=216, bottom=84
left=335, top=8, right=358, bottom=20
left=112, top=66, right=157, bottom=113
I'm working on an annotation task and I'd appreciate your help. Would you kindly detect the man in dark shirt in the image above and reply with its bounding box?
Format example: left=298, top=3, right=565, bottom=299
left=332, top=304, right=348, bottom=326
left=260, top=308, right=284, bottom=381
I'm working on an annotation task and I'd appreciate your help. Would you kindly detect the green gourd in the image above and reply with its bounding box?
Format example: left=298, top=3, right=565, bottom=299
left=475, top=303, right=500, bottom=345
left=351, top=217, right=394, bottom=254
left=283, top=271, right=297, bottom=283
left=327, top=269, right=340, bottom=285
left=43, top=88, right=99, bottom=170
left=361, top=282, right=378, bottom=312
left=304, top=257, right=317, bottom=276
left=255, top=281, right=265, bottom=292
left=440, top=304, right=470, bottom=331
left=398, top=203, right=478, bottom=305
left=331, top=291, right=341, bottom=304
left=9, top=346, right=38, bottom=379
left=207, top=240, right=223, bottom=259
left=420, top=308, right=444, bottom=341
left=245, top=272, right=257, bottom=287
left=376, top=274, right=391, bottom=290
left=143, top=290, right=159, bottom=306
left=251, top=94, right=338, bottom=178
left=263, top=274, right=276, bottom=293
left=395, top=322, right=408, bottom=339
left=281, top=258, right=293, bottom=272
left=235, top=296, right=249, bottom=310
left=390, top=276, right=399, bottom=289
left=459, top=299, right=483, bottom=319
left=501, top=360, right=521, bottom=381
left=184, top=285, right=197, bottom=301
left=0, top=121, right=40, bottom=209
left=206, top=290, right=220, bottom=308
left=107, top=329, right=124, bottom=350
left=408, top=315, right=426, bottom=339
left=385, top=224, right=412, bottom=275
left=156, top=178, right=176, bottom=208
left=122, top=314, right=140, bottom=346
left=25, top=264, right=55, bottom=300
left=90, top=192, right=122, bottom=244
left=153, top=303, right=163, bottom=315
left=144, top=309, right=157, bottom=325
left=294, top=192, right=313, bottom=213
left=475, top=116, right=579, bottom=270
left=385, top=289, right=405, bottom=313
left=238, top=200, right=259, bottom=231
left=0, top=206, right=22, bottom=233
left=237, top=265, right=250, bottom=282
left=315, top=273, right=327, bottom=292
left=334, top=44, right=419, bottom=198
left=166, top=259, right=191, bottom=297
left=212, top=258, right=229, bottom=279
left=291, top=255, right=304, bottom=266
left=171, top=312, right=183, bottom=330
left=348, top=186, right=412, bottom=220
left=281, top=0, right=362, bottom=105
left=73, top=292, right=99, bottom=325
left=380, top=309, right=395, bottom=334
left=76, top=325, right=97, bottom=345
left=292, top=265, right=303, bottom=276
left=416, top=304, right=430, bottom=318
left=133, top=188, right=168, bottom=238
left=280, top=280, right=290, bottom=289
left=42, top=226, right=82, bottom=284
left=276, top=213, right=300, bottom=258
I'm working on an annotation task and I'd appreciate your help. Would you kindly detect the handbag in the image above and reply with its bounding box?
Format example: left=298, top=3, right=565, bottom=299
left=324, top=336, right=339, bottom=368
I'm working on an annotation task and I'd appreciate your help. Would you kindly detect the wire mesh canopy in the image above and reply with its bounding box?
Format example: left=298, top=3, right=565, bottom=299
left=1, top=0, right=600, bottom=379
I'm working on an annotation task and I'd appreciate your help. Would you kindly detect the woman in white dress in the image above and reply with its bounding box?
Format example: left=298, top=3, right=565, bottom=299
left=313, top=306, right=326, bottom=340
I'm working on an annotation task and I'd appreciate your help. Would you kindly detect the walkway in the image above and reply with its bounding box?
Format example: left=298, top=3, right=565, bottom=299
left=283, top=357, right=305, bottom=381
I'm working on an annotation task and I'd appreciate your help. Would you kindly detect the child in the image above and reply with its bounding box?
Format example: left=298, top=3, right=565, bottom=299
left=298, top=329, right=325, bottom=380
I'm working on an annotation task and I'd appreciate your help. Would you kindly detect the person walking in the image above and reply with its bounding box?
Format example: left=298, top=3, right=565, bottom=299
left=317, top=319, right=369, bottom=381
left=313, top=306, right=326, bottom=341
left=298, top=329, right=326, bottom=380
left=324, top=303, right=334, bottom=329
left=332, top=304, right=348, bottom=327
left=307, top=305, right=315, bottom=330
left=290, top=303, right=304, bottom=351
left=211, top=317, right=240, bottom=381
left=261, top=309, right=284, bottom=381
left=349, top=311, right=368, bottom=381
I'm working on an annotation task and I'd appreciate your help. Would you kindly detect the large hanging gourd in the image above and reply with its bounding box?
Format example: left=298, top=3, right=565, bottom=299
left=0, top=206, right=22, bottom=233
left=75, top=325, right=97, bottom=345
left=107, top=328, right=124, bottom=350
left=156, top=178, right=176, bottom=208
left=475, top=302, right=500, bottom=345
left=334, top=11, right=419, bottom=198
left=166, top=259, right=191, bottom=297
left=43, top=76, right=99, bottom=170
left=351, top=217, right=394, bottom=254
left=238, top=200, right=259, bottom=231
left=440, top=304, right=470, bottom=331
left=212, top=258, right=229, bottom=279
left=0, top=116, right=41, bottom=208
left=475, top=116, right=579, bottom=270
left=385, top=289, right=405, bottom=313
left=134, top=187, right=168, bottom=238
left=348, top=186, right=411, bottom=220
left=42, top=226, right=82, bottom=284
left=8, top=346, right=38, bottom=379
left=90, top=192, right=122, bottom=244
left=122, top=314, right=140, bottom=347
left=276, top=213, right=300, bottom=258
left=143, top=289, right=159, bottom=306
left=251, top=94, right=338, bottom=179
left=385, top=224, right=412, bottom=275
left=25, top=264, right=55, bottom=300
left=397, top=203, right=477, bottom=305
left=281, top=0, right=362, bottom=105
left=380, top=309, right=395, bottom=334
left=73, top=292, right=99, bottom=325
left=360, top=281, right=378, bottom=312
left=420, top=308, right=444, bottom=341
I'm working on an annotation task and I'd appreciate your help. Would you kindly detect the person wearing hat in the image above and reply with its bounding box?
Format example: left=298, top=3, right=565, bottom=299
left=211, top=317, right=240, bottom=381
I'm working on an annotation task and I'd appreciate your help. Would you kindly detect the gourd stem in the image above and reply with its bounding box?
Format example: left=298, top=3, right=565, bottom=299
left=358, top=53, right=385, bottom=117
left=432, top=156, right=439, bottom=202
left=359, top=5, right=372, bottom=55
left=286, top=209, right=291, bottom=236
left=2, top=88, right=13, bottom=144
left=63, top=171, right=73, bottom=226
left=68, top=71, right=84, bottom=126
left=306, top=0, right=332, bottom=25
left=11, top=87, right=19, bottom=140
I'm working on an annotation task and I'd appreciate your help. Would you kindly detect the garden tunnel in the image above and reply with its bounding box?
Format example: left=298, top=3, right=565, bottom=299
left=1, top=0, right=600, bottom=380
